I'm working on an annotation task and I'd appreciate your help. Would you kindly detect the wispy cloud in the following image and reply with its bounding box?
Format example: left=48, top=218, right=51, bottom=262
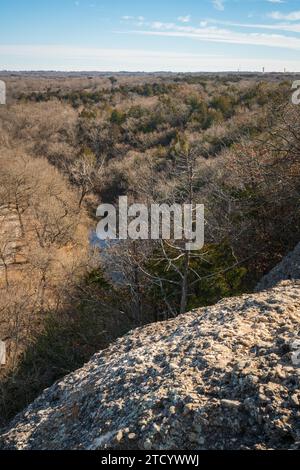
left=210, top=18, right=300, bottom=34
left=129, top=22, right=300, bottom=51
left=212, top=0, right=225, bottom=11
left=269, top=10, right=300, bottom=21
left=178, top=15, right=191, bottom=23
left=122, top=15, right=145, bottom=22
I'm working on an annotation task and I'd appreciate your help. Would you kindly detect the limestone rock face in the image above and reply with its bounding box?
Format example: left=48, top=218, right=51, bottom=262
left=1, top=279, right=300, bottom=450
left=257, top=243, right=300, bottom=292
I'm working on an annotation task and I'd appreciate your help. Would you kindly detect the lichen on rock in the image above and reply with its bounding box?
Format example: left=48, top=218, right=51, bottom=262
left=1, top=277, right=300, bottom=450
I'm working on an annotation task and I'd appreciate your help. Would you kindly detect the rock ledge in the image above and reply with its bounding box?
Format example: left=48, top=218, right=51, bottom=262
left=1, top=280, right=300, bottom=450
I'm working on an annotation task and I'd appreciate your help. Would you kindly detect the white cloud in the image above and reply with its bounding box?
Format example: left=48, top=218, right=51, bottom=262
left=212, top=0, right=225, bottom=11
left=269, top=10, right=300, bottom=21
left=267, top=0, right=285, bottom=4
left=130, top=22, right=300, bottom=51
left=210, top=18, right=300, bottom=34
left=151, top=21, right=176, bottom=30
left=121, top=15, right=145, bottom=24
left=178, top=15, right=191, bottom=23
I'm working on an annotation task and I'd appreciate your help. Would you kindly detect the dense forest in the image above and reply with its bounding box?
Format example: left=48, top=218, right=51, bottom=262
left=0, top=72, right=300, bottom=424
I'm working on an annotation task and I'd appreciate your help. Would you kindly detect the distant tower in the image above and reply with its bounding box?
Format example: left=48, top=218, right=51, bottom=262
left=262, top=67, right=265, bottom=74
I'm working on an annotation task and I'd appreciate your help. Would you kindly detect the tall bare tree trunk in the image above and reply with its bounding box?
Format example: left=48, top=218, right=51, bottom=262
left=180, top=250, right=190, bottom=314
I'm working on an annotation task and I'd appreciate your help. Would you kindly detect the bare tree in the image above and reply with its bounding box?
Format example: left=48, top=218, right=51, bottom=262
left=70, top=150, right=105, bottom=208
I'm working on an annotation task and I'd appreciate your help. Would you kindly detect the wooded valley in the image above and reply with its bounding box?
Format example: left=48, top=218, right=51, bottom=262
left=1, top=72, right=299, bottom=425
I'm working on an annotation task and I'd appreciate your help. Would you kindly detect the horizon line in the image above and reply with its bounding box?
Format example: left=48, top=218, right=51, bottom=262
left=1, top=70, right=299, bottom=74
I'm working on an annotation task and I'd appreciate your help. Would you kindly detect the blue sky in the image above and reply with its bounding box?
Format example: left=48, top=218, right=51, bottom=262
left=0, top=0, right=300, bottom=71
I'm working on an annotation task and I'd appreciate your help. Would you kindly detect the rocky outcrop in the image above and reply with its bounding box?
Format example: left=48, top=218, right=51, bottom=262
left=1, top=279, right=300, bottom=450
left=257, top=243, right=300, bottom=292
